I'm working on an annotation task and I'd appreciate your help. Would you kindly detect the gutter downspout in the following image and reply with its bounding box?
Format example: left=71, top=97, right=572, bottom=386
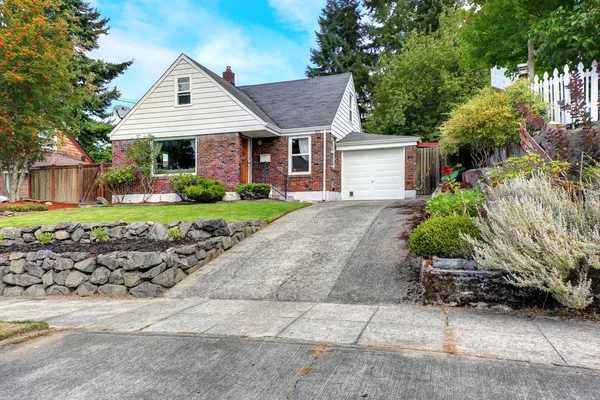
left=322, top=129, right=327, bottom=201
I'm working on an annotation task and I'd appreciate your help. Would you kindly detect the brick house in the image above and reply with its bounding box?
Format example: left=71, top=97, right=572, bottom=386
left=110, top=54, right=419, bottom=202
left=1, top=133, right=93, bottom=199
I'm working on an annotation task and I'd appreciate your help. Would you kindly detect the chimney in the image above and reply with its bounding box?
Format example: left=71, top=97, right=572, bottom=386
left=223, top=66, right=235, bottom=85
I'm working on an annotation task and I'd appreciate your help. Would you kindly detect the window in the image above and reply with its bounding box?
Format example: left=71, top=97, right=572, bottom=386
left=154, top=138, right=196, bottom=175
left=349, top=93, right=353, bottom=122
left=176, top=76, right=191, bottom=105
left=289, top=136, right=311, bottom=174
left=330, top=137, right=336, bottom=168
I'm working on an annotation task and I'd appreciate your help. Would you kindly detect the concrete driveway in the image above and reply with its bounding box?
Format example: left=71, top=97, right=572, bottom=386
left=168, top=200, right=423, bottom=303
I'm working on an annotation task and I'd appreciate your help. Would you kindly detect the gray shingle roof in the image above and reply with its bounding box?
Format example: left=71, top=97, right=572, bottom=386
left=239, top=73, right=352, bottom=129
left=337, top=132, right=421, bottom=145
left=187, top=58, right=277, bottom=126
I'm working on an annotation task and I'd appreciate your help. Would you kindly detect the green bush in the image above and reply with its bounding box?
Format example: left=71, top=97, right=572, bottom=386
left=35, top=231, right=55, bottom=246
left=167, top=227, right=184, bottom=241
left=487, top=154, right=571, bottom=185
left=425, top=189, right=484, bottom=217
left=440, top=80, right=546, bottom=167
left=236, top=183, right=271, bottom=200
left=91, top=227, right=109, bottom=243
left=409, top=215, right=480, bottom=258
left=168, top=174, right=203, bottom=201
left=0, top=204, right=48, bottom=212
left=184, top=179, right=225, bottom=203
left=96, top=167, right=136, bottom=203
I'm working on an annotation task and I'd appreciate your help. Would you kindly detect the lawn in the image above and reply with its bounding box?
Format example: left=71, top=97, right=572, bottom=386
left=0, top=321, right=49, bottom=340
left=0, top=202, right=311, bottom=228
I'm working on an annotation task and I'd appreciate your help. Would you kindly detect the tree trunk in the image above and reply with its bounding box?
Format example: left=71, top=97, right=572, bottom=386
left=527, top=39, right=535, bottom=84
left=8, top=164, right=27, bottom=202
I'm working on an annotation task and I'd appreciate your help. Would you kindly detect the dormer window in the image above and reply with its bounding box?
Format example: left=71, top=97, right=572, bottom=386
left=177, top=76, right=191, bottom=105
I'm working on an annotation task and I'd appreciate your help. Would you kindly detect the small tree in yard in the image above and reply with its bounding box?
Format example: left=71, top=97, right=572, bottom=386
left=96, top=167, right=136, bottom=203
left=125, top=135, right=159, bottom=202
left=0, top=0, right=91, bottom=201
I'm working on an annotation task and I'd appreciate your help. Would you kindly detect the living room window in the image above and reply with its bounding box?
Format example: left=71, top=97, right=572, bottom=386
left=154, top=138, right=196, bottom=175
left=176, top=76, right=191, bottom=105
left=289, top=136, right=311, bottom=174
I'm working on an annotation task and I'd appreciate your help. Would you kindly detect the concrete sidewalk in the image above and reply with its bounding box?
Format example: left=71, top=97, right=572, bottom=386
left=1, top=297, right=598, bottom=371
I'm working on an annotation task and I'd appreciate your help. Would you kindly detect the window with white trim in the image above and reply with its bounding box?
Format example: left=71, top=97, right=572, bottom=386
left=330, top=137, right=336, bottom=168
left=154, top=138, right=196, bottom=175
left=289, top=136, right=311, bottom=174
left=176, top=76, right=191, bottom=105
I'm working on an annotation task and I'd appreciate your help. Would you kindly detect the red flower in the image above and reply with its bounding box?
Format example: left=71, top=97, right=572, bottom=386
left=0, top=42, right=4, bottom=47
left=441, top=165, right=453, bottom=175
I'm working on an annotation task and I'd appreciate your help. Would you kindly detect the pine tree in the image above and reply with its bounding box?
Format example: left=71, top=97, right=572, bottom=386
left=64, top=0, right=132, bottom=162
left=306, top=0, right=370, bottom=119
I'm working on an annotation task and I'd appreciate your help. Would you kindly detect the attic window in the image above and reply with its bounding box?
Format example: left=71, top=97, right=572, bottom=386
left=177, top=76, right=191, bottom=105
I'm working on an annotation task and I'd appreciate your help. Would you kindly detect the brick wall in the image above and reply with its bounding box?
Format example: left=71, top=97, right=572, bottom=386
left=404, top=145, right=417, bottom=191
left=196, top=133, right=242, bottom=192
left=326, top=132, right=342, bottom=193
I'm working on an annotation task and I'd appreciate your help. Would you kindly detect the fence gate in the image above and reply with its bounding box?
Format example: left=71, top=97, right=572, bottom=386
left=416, top=146, right=442, bottom=195
left=29, top=163, right=112, bottom=204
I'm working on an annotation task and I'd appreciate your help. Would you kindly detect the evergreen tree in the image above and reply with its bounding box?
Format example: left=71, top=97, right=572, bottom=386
left=306, top=0, right=370, bottom=119
left=64, top=0, right=132, bottom=162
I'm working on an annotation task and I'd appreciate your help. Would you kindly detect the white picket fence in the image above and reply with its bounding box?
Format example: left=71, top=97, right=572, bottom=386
left=491, top=61, right=600, bottom=126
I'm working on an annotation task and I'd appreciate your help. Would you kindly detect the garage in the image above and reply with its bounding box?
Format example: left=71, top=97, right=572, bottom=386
left=337, top=132, right=420, bottom=201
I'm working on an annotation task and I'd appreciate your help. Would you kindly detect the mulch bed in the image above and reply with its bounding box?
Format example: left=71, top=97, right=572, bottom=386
left=0, top=238, right=197, bottom=254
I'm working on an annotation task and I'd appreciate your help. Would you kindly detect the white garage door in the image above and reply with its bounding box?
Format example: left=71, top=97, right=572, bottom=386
left=342, top=147, right=405, bottom=200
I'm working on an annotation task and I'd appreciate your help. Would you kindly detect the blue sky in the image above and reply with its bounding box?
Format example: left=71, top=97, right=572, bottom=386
left=89, top=0, right=327, bottom=106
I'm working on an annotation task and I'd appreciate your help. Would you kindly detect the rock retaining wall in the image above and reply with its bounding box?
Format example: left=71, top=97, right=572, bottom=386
left=0, top=219, right=264, bottom=298
left=421, top=257, right=544, bottom=307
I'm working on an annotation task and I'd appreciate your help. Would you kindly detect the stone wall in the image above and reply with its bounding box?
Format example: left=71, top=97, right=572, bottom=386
left=0, top=219, right=264, bottom=298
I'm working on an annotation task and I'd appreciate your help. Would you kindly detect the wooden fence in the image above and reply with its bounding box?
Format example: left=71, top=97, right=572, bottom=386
left=416, top=146, right=443, bottom=195
left=491, top=61, right=599, bottom=126
left=29, top=163, right=112, bottom=204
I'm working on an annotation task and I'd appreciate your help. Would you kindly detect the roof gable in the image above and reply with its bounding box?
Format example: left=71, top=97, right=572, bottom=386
left=239, top=73, right=352, bottom=130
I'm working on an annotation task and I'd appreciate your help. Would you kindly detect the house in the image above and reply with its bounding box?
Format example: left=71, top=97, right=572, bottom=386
left=110, top=54, right=419, bottom=202
left=0, top=133, right=94, bottom=200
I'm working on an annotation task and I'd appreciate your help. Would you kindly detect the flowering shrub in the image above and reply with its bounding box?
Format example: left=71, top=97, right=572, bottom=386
left=487, top=154, right=570, bottom=185
left=441, top=163, right=464, bottom=183
left=463, top=173, right=600, bottom=310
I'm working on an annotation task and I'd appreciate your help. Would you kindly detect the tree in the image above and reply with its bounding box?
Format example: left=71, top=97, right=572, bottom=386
left=460, top=0, right=597, bottom=73
left=365, top=9, right=487, bottom=141
left=306, top=0, right=371, bottom=118
left=0, top=0, right=91, bottom=201
left=364, top=0, right=458, bottom=55
left=62, top=0, right=132, bottom=162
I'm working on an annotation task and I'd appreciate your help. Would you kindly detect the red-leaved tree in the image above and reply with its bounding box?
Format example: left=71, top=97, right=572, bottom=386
left=0, top=0, right=92, bottom=201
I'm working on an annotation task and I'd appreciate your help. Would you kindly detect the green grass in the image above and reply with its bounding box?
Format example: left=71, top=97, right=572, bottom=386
left=0, top=202, right=311, bottom=228
left=0, top=321, right=49, bottom=340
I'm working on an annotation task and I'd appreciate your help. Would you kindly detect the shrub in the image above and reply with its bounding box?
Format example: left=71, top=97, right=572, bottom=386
left=35, top=231, right=55, bottom=245
left=91, top=227, right=109, bottom=243
left=97, top=167, right=136, bottom=204
left=125, top=135, right=159, bottom=202
left=184, top=179, right=225, bottom=203
left=463, top=174, right=600, bottom=310
left=487, top=154, right=571, bottom=185
left=425, top=189, right=484, bottom=217
left=440, top=81, right=546, bottom=167
left=409, top=215, right=480, bottom=258
left=0, top=204, right=48, bottom=212
left=236, top=183, right=271, bottom=200
left=168, top=227, right=184, bottom=241
left=168, top=174, right=203, bottom=201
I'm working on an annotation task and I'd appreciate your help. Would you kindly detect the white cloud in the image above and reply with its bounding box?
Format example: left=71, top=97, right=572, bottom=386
left=267, top=0, right=325, bottom=32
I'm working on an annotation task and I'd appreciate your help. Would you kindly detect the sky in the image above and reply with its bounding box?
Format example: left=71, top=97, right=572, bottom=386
left=89, top=0, right=328, bottom=107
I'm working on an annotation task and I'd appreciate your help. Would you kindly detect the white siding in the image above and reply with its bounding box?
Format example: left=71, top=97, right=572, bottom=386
left=331, top=76, right=362, bottom=139
left=111, top=58, right=265, bottom=140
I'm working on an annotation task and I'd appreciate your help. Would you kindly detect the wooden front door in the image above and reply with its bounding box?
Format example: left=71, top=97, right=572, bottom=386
left=241, top=137, right=249, bottom=184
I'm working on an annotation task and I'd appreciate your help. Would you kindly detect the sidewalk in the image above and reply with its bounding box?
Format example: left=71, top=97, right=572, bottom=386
left=0, top=297, right=598, bottom=370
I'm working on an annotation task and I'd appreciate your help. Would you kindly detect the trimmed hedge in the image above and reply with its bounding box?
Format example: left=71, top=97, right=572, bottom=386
left=184, top=179, right=225, bottom=203
left=0, top=204, right=48, bottom=212
left=236, top=183, right=271, bottom=200
left=409, top=215, right=480, bottom=258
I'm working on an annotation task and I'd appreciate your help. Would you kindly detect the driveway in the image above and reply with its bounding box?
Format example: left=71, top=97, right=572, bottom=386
left=167, top=200, right=423, bottom=303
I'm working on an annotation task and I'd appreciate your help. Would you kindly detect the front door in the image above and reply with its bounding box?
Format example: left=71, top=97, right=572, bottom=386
left=241, top=137, right=249, bottom=184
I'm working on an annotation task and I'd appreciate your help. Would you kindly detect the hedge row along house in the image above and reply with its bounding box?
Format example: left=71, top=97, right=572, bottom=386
left=110, top=54, right=419, bottom=202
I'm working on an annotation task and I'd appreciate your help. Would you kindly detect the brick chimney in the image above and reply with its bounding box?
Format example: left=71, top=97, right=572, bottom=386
left=223, top=66, right=235, bottom=85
